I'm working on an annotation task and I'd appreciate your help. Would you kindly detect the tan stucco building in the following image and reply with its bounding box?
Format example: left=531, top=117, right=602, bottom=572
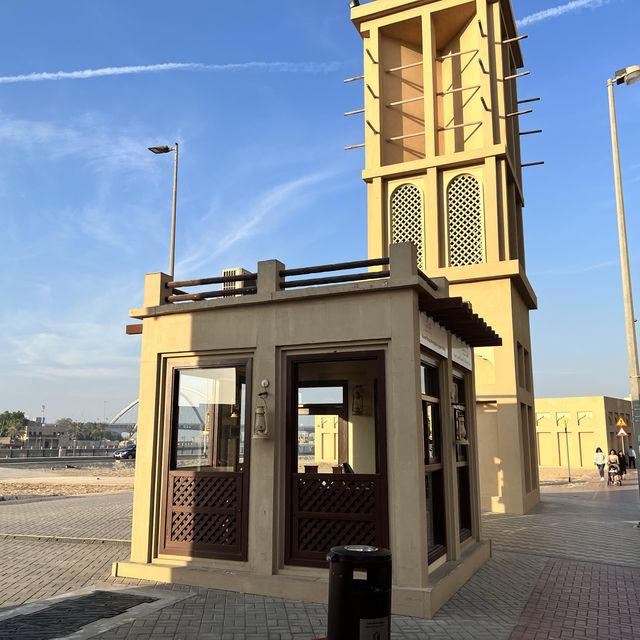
left=535, top=396, right=634, bottom=469
left=351, top=0, right=539, bottom=513
left=115, top=0, right=543, bottom=618
left=114, top=244, right=501, bottom=617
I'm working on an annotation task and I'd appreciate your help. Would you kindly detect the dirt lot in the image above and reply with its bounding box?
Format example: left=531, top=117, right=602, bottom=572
left=0, top=462, right=135, bottom=499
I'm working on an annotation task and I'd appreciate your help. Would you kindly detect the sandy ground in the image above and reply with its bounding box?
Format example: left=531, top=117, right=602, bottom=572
left=0, top=462, right=135, bottom=498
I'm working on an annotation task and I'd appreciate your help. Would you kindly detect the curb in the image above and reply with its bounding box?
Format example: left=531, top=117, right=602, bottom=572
left=0, top=533, right=130, bottom=546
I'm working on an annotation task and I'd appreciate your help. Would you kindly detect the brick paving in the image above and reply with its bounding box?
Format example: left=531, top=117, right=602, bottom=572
left=0, top=492, right=132, bottom=541
left=510, top=558, right=640, bottom=640
left=0, top=475, right=637, bottom=639
left=483, top=471, right=640, bottom=567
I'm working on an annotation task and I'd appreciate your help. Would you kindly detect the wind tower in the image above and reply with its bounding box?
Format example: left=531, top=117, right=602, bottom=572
left=349, top=0, right=540, bottom=514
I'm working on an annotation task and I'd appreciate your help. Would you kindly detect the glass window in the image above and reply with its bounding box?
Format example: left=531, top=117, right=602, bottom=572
left=422, top=358, right=446, bottom=563
left=172, top=366, right=247, bottom=472
left=423, top=401, right=441, bottom=465
left=453, top=371, right=472, bottom=542
left=293, top=359, right=381, bottom=475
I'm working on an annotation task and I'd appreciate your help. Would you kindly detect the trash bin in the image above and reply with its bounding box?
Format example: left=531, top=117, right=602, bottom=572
left=326, top=545, right=392, bottom=640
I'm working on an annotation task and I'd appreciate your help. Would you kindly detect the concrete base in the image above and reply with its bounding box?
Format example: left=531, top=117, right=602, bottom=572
left=113, top=540, right=490, bottom=620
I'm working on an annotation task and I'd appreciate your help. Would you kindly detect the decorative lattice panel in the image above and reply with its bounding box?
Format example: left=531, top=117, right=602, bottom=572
left=297, top=518, right=377, bottom=552
left=297, top=477, right=377, bottom=515
left=290, top=474, right=384, bottom=562
left=171, top=475, right=240, bottom=509
left=447, top=174, right=485, bottom=267
left=391, top=184, right=424, bottom=266
left=165, top=473, right=243, bottom=555
left=170, top=512, right=237, bottom=546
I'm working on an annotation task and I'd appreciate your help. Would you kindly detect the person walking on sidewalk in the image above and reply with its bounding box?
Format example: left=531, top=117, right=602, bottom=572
left=594, top=447, right=606, bottom=481
left=617, top=450, right=627, bottom=477
left=628, top=446, right=637, bottom=469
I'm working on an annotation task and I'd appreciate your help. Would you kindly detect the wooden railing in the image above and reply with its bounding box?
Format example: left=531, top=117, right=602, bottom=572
left=166, top=273, right=257, bottom=303
left=279, top=257, right=390, bottom=289
left=162, top=254, right=438, bottom=305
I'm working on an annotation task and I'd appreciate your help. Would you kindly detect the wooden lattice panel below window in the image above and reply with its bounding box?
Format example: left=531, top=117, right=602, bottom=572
left=289, top=474, right=388, bottom=566
left=164, top=471, right=245, bottom=559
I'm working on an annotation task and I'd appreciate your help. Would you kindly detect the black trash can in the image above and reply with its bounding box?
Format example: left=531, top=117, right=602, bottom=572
left=326, top=545, right=392, bottom=640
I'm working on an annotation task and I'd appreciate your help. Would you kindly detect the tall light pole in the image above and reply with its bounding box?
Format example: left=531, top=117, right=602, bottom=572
left=607, top=66, right=640, bottom=501
left=148, top=143, right=179, bottom=278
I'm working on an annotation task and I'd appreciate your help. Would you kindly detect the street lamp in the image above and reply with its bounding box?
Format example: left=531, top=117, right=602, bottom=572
left=148, top=142, right=179, bottom=278
left=607, top=66, right=640, bottom=502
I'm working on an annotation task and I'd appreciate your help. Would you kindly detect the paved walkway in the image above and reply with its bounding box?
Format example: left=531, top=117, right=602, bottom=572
left=0, top=492, right=132, bottom=541
left=0, top=472, right=637, bottom=639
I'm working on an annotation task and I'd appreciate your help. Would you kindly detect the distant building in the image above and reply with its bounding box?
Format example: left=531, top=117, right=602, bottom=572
left=535, top=396, right=634, bottom=468
left=24, top=420, right=71, bottom=449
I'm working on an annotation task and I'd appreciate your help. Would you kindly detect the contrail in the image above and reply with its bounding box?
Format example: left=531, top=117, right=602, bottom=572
left=0, top=61, right=341, bottom=84
left=517, top=0, right=609, bottom=27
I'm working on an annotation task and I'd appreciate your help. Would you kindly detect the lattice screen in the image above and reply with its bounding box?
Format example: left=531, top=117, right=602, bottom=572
left=447, top=174, right=485, bottom=267
left=391, top=184, right=424, bottom=266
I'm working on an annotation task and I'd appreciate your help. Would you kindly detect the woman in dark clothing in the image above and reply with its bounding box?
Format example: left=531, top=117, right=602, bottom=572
left=618, top=450, right=627, bottom=476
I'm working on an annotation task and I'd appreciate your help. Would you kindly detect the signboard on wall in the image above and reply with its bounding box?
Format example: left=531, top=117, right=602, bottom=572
left=452, top=335, right=473, bottom=370
left=419, top=313, right=448, bottom=357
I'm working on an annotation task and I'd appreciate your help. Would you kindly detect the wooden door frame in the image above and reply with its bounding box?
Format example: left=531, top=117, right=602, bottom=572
left=284, top=350, right=389, bottom=566
left=159, top=358, right=252, bottom=560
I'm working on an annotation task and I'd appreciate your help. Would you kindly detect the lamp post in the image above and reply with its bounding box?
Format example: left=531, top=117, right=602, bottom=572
left=148, top=143, right=179, bottom=278
left=607, top=66, right=640, bottom=502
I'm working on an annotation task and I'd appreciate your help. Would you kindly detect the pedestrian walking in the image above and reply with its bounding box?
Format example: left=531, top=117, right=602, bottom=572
left=594, top=447, right=606, bottom=481
left=617, top=450, right=627, bottom=477
left=628, top=446, right=637, bottom=469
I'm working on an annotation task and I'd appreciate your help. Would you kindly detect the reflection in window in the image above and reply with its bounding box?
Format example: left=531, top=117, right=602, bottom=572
left=172, top=366, right=247, bottom=472
left=421, top=359, right=446, bottom=562
left=293, top=360, right=380, bottom=475
left=453, top=371, right=472, bottom=542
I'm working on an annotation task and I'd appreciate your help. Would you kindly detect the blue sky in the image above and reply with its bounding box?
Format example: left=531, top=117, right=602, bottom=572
left=0, top=0, right=638, bottom=422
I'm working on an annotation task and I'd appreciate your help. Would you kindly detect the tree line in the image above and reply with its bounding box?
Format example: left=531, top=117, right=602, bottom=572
left=0, top=411, right=122, bottom=441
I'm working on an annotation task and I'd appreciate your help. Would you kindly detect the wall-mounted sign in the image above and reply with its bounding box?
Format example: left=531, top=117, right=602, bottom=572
left=452, top=335, right=473, bottom=370
left=420, top=313, right=448, bottom=357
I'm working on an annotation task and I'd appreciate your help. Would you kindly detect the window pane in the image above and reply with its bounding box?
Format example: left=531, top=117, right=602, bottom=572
left=452, top=376, right=466, bottom=405
left=426, top=365, right=439, bottom=398
left=423, top=401, right=441, bottom=465
left=295, top=360, right=379, bottom=474
left=426, top=471, right=446, bottom=560
left=458, top=465, right=472, bottom=541
left=173, top=366, right=246, bottom=471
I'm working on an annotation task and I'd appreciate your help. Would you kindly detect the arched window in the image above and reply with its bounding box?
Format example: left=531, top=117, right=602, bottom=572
left=447, top=174, right=484, bottom=267
left=390, top=183, right=424, bottom=266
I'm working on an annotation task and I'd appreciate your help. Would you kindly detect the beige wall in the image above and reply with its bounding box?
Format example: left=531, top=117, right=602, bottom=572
left=535, top=396, right=634, bottom=468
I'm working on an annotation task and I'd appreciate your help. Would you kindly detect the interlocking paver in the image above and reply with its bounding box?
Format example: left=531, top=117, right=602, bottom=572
left=0, top=492, right=132, bottom=541
left=0, top=474, right=638, bottom=638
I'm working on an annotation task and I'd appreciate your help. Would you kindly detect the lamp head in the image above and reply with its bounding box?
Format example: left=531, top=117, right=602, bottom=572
left=350, top=0, right=360, bottom=8
left=615, top=65, right=640, bottom=86
left=148, top=145, right=172, bottom=154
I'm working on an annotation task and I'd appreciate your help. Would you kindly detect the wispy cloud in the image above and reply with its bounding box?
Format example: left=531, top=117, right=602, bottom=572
left=0, top=112, right=169, bottom=175
left=0, top=61, right=341, bottom=84
left=532, top=259, right=618, bottom=276
left=6, top=322, right=139, bottom=380
left=177, top=168, right=342, bottom=274
left=517, top=0, right=610, bottom=27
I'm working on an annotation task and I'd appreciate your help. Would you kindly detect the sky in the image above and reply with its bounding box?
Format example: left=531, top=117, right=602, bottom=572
left=0, top=0, right=638, bottom=423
